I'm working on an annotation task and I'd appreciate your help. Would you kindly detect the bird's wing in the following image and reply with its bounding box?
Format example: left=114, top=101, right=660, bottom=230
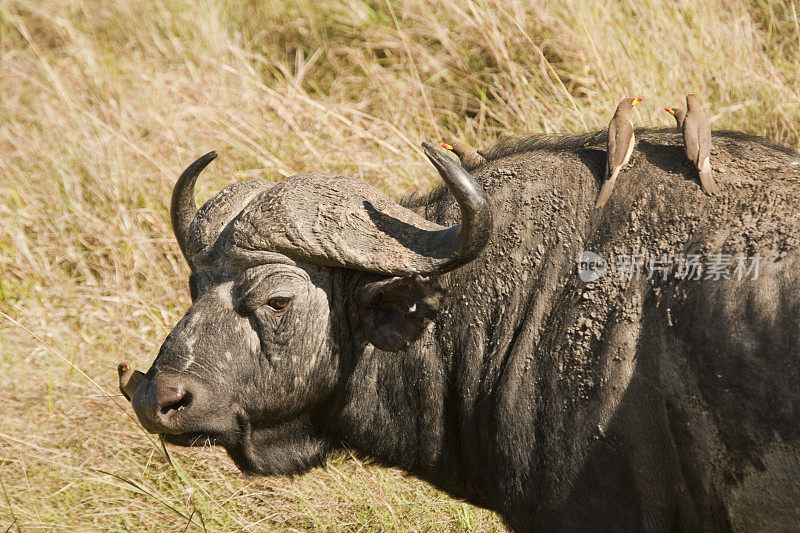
left=609, top=119, right=633, bottom=170
left=606, top=121, right=618, bottom=178
left=683, top=114, right=701, bottom=165
left=698, top=115, right=711, bottom=163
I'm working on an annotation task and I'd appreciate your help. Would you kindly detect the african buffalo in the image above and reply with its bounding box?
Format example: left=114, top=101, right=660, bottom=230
left=127, top=130, right=800, bottom=531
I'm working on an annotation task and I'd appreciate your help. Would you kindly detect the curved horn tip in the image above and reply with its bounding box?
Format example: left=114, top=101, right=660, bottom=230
left=197, top=150, right=219, bottom=165
left=421, top=141, right=445, bottom=161
left=171, top=150, right=220, bottom=264
left=421, top=141, right=461, bottom=173
left=176, top=151, right=219, bottom=182
left=421, top=140, right=483, bottom=193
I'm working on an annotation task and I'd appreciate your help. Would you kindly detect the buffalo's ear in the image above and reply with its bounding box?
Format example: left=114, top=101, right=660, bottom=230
left=357, top=275, right=445, bottom=352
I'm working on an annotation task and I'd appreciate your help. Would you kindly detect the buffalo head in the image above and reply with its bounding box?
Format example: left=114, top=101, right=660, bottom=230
left=127, top=143, right=492, bottom=475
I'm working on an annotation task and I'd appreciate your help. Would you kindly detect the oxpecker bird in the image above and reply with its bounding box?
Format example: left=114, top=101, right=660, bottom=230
left=665, top=107, right=686, bottom=128
left=442, top=141, right=487, bottom=171
left=595, top=97, right=643, bottom=208
left=683, top=93, right=720, bottom=196
left=118, top=362, right=145, bottom=401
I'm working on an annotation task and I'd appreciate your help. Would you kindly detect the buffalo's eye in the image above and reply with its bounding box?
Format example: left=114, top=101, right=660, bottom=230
left=266, top=296, right=292, bottom=311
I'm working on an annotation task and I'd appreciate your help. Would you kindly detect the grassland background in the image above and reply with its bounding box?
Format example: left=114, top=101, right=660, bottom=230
left=0, top=0, right=797, bottom=530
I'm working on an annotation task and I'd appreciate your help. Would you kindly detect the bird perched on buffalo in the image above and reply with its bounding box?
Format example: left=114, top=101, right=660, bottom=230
left=682, top=93, right=720, bottom=196
left=665, top=107, right=686, bottom=128
left=595, top=97, right=643, bottom=208
left=118, top=362, right=145, bottom=401
left=441, top=141, right=487, bottom=172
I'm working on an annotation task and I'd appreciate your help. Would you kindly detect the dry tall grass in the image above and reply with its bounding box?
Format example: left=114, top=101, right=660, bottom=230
left=0, top=0, right=797, bottom=530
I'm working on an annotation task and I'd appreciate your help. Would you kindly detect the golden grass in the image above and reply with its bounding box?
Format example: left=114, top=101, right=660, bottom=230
left=0, top=0, right=797, bottom=530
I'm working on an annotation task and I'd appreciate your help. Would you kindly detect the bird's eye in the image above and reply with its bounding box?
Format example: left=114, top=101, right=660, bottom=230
left=266, top=296, right=291, bottom=311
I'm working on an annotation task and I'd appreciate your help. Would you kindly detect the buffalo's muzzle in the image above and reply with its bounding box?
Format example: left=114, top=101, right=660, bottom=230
left=131, top=373, right=193, bottom=434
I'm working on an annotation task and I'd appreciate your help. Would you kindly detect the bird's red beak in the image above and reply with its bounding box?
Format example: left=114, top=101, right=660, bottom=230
left=441, top=143, right=454, bottom=151
left=665, top=107, right=675, bottom=115
left=632, top=98, right=643, bottom=106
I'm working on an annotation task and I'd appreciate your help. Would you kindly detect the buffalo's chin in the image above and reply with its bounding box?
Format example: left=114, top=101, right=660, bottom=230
left=156, top=412, right=331, bottom=476
left=161, top=432, right=221, bottom=448
left=222, top=416, right=332, bottom=476
left=224, top=437, right=330, bottom=477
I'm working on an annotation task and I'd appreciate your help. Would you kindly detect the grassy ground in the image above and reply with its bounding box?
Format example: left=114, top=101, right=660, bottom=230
left=0, top=0, right=797, bottom=530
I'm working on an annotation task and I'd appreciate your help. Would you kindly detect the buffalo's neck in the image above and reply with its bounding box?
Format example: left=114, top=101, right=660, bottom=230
left=315, top=270, right=472, bottom=500
left=327, top=264, right=582, bottom=509
left=329, top=335, right=479, bottom=501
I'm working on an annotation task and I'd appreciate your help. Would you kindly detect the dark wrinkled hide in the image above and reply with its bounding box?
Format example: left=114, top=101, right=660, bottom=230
left=132, top=130, right=800, bottom=532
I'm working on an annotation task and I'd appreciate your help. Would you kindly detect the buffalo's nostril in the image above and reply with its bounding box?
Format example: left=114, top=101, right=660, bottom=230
left=160, top=391, right=192, bottom=416
left=154, top=385, right=189, bottom=421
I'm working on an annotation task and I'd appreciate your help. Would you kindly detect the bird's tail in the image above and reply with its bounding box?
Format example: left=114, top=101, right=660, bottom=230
left=595, top=168, right=620, bottom=208
left=698, top=157, right=720, bottom=196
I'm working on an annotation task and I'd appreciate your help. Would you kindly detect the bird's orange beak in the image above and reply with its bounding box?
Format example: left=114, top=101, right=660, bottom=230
left=631, top=98, right=643, bottom=106
left=441, top=143, right=454, bottom=151
left=665, top=107, right=675, bottom=115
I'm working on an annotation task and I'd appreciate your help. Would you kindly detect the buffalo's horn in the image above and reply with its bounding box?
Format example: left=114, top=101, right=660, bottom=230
left=171, top=151, right=218, bottom=263
left=417, top=141, right=493, bottom=274
left=226, top=143, right=493, bottom=276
